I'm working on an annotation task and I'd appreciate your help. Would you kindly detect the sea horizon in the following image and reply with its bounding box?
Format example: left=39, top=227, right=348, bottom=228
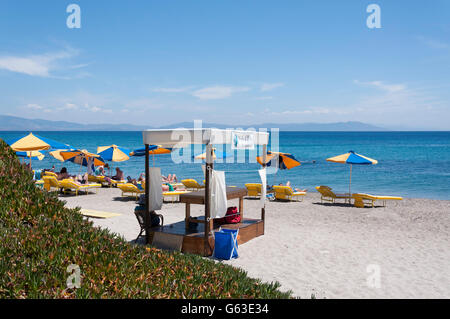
left=2, top=130, right=449, bottom=200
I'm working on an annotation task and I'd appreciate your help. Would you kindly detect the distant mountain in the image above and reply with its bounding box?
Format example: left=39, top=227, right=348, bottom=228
left=0, top=115, right=386, bottom=131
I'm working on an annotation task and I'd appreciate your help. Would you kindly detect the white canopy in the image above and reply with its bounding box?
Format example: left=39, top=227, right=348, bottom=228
left=142, top=128, right=269, bottom=148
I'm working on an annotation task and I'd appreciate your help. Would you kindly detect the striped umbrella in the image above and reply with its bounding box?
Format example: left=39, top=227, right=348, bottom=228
left=256, top=151, right=301, bottom=170
left=6, top=132, right=71, bottom=152
left=15, top=151, right=45, bottom=165
left=326, top=150, right=378, bottom=196
left=130, top=145, right=172, bottom=166
left=7, top=132, right=71, bottom=169
left=59, top=149, right=105, bottom=174
left=194, top=148, right=229, bottom=160
left=97, top=145, right=130, bottom=162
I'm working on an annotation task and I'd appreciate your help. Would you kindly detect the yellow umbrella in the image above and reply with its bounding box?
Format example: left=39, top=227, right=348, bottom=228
left=6, top=132, right=71, bottom=152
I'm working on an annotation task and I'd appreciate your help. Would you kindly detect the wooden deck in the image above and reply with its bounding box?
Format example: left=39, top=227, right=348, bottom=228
left=148, top=217, right=264, bottom=256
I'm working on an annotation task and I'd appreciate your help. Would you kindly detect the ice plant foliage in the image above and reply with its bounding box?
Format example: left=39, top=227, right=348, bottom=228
left=0, top=139, right=291, bottom=298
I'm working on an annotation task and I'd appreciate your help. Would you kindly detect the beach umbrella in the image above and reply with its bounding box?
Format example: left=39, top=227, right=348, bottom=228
left=130, top=145, right=172, bottom=166
left=256, top=151, right=301, bottom=170
left=6, top=132, right=71, bottom=152
left=16, top=151, right=45, bottom=161
left=194, top=147, right=229, bottom=160
left=97, top=145, right=131, bottom=162
left=49, top=149, right=70, bottom=162
left=256, top=151, right=301, bottom=185
left=6, top=133, right=71, bottom=169
left=129, top=145, right=170, bottom=156
left=59, top=149, right=105, bottom=174
left=326, top=150, right=378, bottom=196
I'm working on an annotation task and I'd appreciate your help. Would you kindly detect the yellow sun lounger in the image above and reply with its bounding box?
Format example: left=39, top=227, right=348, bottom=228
left=272, top=185, right=306, bottom=201
left=181, top=179, right=205, bottom=191
left=316, top=185, right=352, bottom=204
left=80, top=209, right=121, bottom=218
left=117, top=183, right=145, bottom=199
left=59, top=179, right=102, bottom=196
left=245, top=183, right=262, bottom=198
left=42, top=175, right=62, bottom=192
left=94, top=175, right=126, bottom=187
left=163, top=190, right=190, bottom=203
left=352, top=193, right=403, bottom=208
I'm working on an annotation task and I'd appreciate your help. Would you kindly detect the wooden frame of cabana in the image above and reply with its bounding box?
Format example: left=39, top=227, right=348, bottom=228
left=142, top=128, right=269, bottom=256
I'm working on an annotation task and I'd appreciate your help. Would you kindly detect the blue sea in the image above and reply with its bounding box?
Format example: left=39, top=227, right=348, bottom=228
left=1, top=131, right=449, bottom=200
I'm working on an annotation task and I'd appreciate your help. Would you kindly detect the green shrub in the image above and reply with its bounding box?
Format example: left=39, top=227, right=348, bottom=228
left=0, top=140, right=291, bottom=298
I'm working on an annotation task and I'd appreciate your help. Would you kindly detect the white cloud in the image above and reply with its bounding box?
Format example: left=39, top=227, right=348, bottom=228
left=191, top=86, right=250, bottom=100
left=260, top=82, right=284, bottom=92
left=354, top=80, right=406, bottom=93
left=26, top=103, right=44, bottom=110
left=0, top=48, right=85, bottom=78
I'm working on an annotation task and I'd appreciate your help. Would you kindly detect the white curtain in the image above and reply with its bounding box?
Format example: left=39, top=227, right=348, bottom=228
left=259, top=168, right=267, bottom=208
left=149, top=167, right=163, bottom=211
left=211, top=170, right=227, bottom=218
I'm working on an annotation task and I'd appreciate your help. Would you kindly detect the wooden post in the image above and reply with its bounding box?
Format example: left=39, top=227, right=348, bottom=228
left=204, top=143, right=213, bottom=256
left=144, top=143, right=151, bottom=244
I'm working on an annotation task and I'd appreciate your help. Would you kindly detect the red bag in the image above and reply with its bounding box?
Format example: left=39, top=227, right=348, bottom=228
left=224, top=206, right=241, bottom=224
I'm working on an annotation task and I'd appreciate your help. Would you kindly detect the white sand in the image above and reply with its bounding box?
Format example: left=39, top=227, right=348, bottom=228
left=62, top=188, right=450, bottom=299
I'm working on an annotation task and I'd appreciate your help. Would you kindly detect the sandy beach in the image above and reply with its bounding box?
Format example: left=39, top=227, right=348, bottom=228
left=62, top=187, right=450, bottom=299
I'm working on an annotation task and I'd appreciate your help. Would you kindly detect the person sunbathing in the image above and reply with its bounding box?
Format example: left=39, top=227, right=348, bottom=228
left=104, top=167, right=124, bottom=185
left=162, top=174, right=177, bottom=183
left=280, top=181, right=307, bottom=192
left=57, top=167, right=70, bottom=180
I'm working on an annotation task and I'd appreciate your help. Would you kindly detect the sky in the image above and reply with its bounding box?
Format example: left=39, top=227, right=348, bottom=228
left=0, top=0, right=449, bottom=129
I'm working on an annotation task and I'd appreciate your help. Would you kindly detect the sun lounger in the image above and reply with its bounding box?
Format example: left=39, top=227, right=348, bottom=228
left=163, top=190, right=190, bottom=203
left=181, top=179, right=205, bottom=191
left=245, top=183, right=262, bottom=198
left=94, top=175, right=126, bottom=187
left=272, top=185, right=306, bottom=201
left=58, top=179, right=101, bottom=196
left=42, top=175, right=62, bottom=192
left=117, top=183, right=145, bottom=199
left=43, top=171, right=58, bottom=177
left=352, top=193, right=403, bottom=208
left=316, top=185, right=352, bottom=204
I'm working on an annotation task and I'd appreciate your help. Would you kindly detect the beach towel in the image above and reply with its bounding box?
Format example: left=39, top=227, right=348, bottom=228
left=211, top=169, right=227, bottom=218
left=259, top=168, right=267, bottom=208
left=149, top=167, right=163, bottom=211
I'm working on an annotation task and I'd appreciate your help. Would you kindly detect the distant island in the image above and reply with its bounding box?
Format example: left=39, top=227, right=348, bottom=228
left=0, top=114, right=386, bottom=131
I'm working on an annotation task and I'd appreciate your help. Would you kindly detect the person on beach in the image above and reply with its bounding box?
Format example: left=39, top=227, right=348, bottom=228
left=162, top=174, right=177, bottom=183
left=279, top=181, right=307, bottom=192
left=104, top=167, right=124, bottom=185
left=57, top=167, right=70, bottom=180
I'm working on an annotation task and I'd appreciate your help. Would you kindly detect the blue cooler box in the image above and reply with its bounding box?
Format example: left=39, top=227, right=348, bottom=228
left=213, top=229, right=239, bottom=260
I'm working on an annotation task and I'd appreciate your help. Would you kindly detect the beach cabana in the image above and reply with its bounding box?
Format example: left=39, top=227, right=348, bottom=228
left=142, top=128, right=269, bottom=256
left=326, top=150, right=378, bottom=196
